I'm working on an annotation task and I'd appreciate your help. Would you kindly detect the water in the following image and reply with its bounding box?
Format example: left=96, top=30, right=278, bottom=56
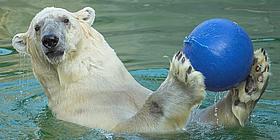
left=0, top=0, right=280, bottom=139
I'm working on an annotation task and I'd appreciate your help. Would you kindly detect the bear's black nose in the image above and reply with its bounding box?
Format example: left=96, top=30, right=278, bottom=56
left=42, top=34, right=59, bottom=49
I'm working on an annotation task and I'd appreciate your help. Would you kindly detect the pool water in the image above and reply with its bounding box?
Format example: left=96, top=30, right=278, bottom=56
left=0, top=0, right=280, bottom=139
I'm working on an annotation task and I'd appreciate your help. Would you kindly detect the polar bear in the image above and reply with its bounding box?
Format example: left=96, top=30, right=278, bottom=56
left=12, top=7, right=270, bottom=133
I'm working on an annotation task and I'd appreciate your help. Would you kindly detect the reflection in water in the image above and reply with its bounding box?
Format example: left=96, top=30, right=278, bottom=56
left=0, top=0, right=280, bottom=139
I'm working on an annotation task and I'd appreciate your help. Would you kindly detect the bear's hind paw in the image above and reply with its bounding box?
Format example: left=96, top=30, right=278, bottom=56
left=234, top=48, right=270, bottom=103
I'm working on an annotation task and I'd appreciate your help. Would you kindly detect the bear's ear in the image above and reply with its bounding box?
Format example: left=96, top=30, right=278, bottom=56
left=74, top=7, right=95, bottom=26
left=12, top=33, right=29, bottom=54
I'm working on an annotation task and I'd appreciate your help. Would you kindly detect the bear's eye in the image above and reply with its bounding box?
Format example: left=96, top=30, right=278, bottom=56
left=34, top=25, right=40, bottom=32
left=63, top=18, right=69, bottom=24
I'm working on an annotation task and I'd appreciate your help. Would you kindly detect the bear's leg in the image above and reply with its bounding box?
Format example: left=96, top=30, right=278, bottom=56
left=113, top=51, right=205, bottom=133
left=189, top=48, right=270, bottom=127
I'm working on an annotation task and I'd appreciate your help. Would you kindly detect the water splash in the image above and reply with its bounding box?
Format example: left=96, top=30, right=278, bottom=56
left=214, top=93, right=219, bottom=126
left=18, top=53, right=23, bottom=94
left=250, top=114, right=256, bottom=124
left=18, top=53, right=27, bottom=94
left=190, top=100, right=203, bottom=123
left=213, top=91, right=227, bottom=127
left=272, top=120, right=278, bottom=126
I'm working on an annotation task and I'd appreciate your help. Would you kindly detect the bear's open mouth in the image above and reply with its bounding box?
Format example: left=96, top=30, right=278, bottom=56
left=45, top=50, right=64, bottom=58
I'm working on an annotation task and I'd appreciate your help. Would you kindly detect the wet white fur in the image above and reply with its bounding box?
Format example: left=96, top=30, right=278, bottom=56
left=12, top=7, right=206, bottom=132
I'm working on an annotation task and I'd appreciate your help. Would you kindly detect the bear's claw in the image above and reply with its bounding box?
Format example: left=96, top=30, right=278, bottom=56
left=170, top=50, right=205, bottom=89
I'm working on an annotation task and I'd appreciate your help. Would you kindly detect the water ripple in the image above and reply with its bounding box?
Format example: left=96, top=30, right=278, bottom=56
left=252, top=37, right=280, bottom=43
left=0, top=48, right=13, bottom=56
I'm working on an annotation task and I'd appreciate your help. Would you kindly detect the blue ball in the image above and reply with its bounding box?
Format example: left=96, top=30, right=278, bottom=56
left=183, top=18, right=253, bottom=92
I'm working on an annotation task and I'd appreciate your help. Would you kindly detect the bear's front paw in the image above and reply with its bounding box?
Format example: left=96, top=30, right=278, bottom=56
left=170, top=51, right=205, bottom=89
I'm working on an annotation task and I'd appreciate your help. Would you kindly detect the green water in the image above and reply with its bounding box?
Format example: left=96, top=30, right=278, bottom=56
left=0, top=0, right=279, bottom=139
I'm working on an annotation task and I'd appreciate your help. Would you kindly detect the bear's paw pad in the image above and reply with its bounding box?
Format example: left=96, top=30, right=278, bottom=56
left=237, top=48, right=270, bottom=103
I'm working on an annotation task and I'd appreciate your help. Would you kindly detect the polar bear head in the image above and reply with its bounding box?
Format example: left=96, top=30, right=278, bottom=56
left=12, top=7, right=95, bottom=64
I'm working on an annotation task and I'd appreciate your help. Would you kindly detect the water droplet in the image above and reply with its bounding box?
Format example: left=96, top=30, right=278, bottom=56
left=18, top=53, right=27, bottom=94
left=273, top=120, right=278, bottom=126
left=213, top=93, right=223, bottom=125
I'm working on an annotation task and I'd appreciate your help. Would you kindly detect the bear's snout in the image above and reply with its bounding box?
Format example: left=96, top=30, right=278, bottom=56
left=42, top=34, right=59, bottom=49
